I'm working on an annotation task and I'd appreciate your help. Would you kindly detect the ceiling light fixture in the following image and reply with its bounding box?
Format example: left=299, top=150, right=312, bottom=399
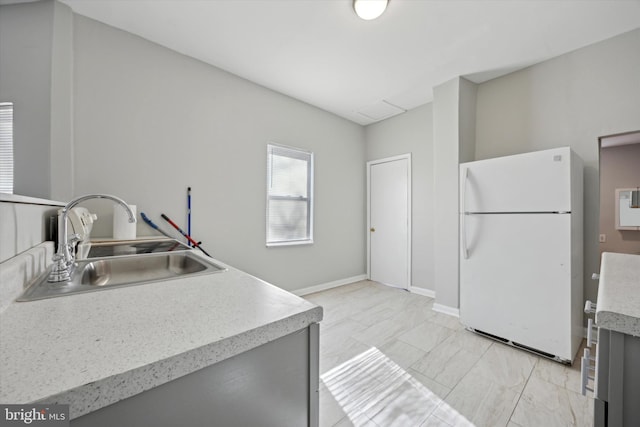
left=353, top=0, right=388, bottom=21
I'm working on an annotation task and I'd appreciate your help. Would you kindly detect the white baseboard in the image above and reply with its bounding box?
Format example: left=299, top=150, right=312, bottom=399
left=432, top=303, right=460, bottom=318
left=293, top=274, right=368, bottom=296
left=410, top=286, right=435, bottom=298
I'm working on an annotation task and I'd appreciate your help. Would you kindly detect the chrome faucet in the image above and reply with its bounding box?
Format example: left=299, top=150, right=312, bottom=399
left=48, top=194, right=136, bottom=283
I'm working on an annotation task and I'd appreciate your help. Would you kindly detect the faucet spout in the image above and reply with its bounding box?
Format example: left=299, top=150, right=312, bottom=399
left=48, top=194, right=136, bottom=283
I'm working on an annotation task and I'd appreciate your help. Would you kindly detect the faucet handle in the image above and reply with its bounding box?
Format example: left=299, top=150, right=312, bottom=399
left=68, top=233, right=82, bottom=245
left=67, top=234, right=82, bottom=261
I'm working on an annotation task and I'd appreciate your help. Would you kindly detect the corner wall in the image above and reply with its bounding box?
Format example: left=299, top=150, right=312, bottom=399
left=432, top=78, right=461, bottom=311
left=432, top=77, right=477, bottom=312
left=365, top=104, right=434, bottom=293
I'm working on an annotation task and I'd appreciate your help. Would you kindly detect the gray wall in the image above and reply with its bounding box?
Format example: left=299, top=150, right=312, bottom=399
left=72, top=15, right=366, bottom=292
left=0, top=1, right=53, bottom=199
left=365, top=104, right=434, bottom=293
left=0, top=0, right=74, bottom=200
left=475, top=28, right=640, bottom=306
left=599, top=143, right=640, bottom=255
left=49, top=0, right=75, bottom=201
left=432, top=77, right=462, bottom=310
left=431, top=77, right=476, bottom=311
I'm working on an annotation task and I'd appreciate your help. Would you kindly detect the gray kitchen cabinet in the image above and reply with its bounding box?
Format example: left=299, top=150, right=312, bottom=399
left=71, top=324, right=319, bottom=427
left=586, top=253, right=640, bottom=427
left=593, top=327, right=640, bottom=427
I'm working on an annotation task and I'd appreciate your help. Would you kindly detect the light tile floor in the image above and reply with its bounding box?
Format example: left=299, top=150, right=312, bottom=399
left=304, top=280, right=593, bottom=427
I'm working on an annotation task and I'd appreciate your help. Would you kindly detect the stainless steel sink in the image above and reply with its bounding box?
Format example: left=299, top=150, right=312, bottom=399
left=77, top=238, right=192, bottom=259
left=18, top=251, right=227, bottom=301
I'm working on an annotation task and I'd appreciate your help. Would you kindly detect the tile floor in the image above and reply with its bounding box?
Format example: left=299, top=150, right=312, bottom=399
left=304, top=280, right=593, bottom=427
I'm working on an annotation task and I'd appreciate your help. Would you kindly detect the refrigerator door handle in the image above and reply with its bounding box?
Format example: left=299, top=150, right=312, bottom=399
left=461, top=167, right=469, bottom=259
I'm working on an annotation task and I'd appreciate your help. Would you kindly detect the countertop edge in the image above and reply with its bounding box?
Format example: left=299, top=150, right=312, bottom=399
left=44, top=305, right=322, bottom=419
left=595, top=252, right=640, bottom=337
left=596, top=310, right=640, bottom=338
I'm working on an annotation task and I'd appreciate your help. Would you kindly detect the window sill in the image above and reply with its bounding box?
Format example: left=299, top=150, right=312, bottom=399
left=266, top=239, right=314, bottom=248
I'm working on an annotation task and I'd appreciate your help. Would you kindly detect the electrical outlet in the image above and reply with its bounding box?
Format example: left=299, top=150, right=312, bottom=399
left=599, top=234, right=606, bottom=243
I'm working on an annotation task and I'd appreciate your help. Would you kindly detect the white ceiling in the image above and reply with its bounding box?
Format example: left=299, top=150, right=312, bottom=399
left=58, top=0, right=640, bottom=125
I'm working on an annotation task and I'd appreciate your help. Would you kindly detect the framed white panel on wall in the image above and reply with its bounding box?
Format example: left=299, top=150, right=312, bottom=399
left=615, top=188, right=640, bottom=230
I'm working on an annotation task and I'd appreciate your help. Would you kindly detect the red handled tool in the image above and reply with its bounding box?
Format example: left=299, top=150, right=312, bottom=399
left=161, top=213, right=211, bottom=257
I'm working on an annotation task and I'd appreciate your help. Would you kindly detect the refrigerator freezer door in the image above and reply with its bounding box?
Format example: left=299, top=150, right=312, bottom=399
left=460, top=147, right=572, bottom=213
left=460, top=213, right=574, bottom=360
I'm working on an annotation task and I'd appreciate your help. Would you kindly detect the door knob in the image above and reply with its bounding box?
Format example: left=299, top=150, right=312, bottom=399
left=370, top=227, right=375, bottom=232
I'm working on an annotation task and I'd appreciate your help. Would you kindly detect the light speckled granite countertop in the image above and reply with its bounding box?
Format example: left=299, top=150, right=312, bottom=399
left=0, top=256, right=322, bottom=419
left=596, top=252, right=640, bottom=337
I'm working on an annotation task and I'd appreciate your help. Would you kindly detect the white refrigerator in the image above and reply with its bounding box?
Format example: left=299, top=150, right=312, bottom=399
left=459, top=147, right=583, bottom=363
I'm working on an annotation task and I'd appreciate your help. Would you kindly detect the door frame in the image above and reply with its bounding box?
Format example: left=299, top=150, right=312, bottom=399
left=366, top=153, right=412, bottom=290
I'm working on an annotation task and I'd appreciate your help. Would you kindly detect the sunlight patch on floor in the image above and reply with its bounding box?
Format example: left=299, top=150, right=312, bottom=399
left=321, top=347, right=475, bottom=426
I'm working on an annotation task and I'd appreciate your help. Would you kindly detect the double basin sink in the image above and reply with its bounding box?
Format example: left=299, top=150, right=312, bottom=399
left=18, top=239, right=226, bottom=301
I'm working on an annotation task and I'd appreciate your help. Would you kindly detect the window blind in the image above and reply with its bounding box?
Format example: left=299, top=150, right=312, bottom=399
left=0, top=103, right=14, bottom=194
left=266, top=143, right=313, bottom=246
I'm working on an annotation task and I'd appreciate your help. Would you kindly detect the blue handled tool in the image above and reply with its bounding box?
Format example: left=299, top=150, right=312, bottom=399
left=187, top=187, right=192, bottom=247
left=140, top=212, right=174, bottom=239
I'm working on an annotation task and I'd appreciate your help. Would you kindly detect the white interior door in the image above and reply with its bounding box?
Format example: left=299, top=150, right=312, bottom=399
left=368, top=155, right=410, bottom=289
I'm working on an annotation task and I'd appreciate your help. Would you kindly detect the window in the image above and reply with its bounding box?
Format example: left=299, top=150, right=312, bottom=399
left=266, top=143, right=313, bottom=246
left=0, top=102, right=13, bottom=194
